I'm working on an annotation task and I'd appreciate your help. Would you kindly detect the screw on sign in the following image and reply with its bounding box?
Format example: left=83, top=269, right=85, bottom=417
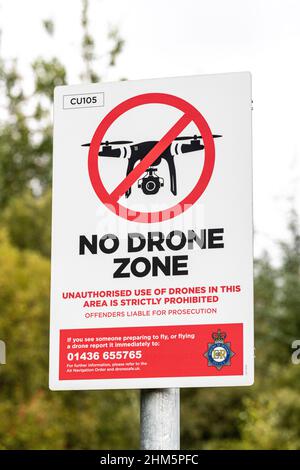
left=87, top=93, right=216, bottom=222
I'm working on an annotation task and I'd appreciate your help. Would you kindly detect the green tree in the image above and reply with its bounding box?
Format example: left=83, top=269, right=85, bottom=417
left=0, top=52, right=66, bottom=209
left=0, top=1, right=140, bottom=450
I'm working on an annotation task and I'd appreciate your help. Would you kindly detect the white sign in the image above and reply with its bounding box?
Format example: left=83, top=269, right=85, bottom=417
left=50, top=72, right=254, bottom=390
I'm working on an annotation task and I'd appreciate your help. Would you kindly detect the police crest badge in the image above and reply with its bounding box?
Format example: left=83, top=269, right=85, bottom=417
left=204, top=329, right=234, bottom=370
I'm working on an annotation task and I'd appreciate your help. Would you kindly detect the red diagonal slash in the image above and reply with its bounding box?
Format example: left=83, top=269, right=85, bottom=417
left=109, top=112, right=192, bottom=203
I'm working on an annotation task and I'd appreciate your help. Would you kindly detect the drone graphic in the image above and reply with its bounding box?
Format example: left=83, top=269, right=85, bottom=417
left=82, top=134, right=222, bottom=198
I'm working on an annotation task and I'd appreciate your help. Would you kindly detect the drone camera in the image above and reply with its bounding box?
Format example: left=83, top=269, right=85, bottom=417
left=138, top=168, right=164, bottom=195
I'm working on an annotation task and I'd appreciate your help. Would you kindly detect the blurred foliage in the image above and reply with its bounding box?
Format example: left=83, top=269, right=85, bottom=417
left=2, top=190, right=52, bottom=257
left=181, top=209, right=300, bottom=450
left=80, top=0, right=124, bottom=83
left=0, top=229, right=139, bottom=449
left=0, top=0, right=300, bottom=450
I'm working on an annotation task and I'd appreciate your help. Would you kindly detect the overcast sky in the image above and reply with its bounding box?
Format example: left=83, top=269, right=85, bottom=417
left=1, top=0, right=299, bottom=260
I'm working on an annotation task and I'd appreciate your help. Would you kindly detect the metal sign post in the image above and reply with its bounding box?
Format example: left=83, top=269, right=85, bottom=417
left=140, top=388, right=180, bottom=450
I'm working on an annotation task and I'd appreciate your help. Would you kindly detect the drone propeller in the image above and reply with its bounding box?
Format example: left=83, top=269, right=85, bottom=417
left=81, top=140, right=133, bottom=147
left=174, top=134, right=222, bottom=141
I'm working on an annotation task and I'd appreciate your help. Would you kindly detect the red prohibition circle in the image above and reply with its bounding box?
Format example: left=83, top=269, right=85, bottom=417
left=88, top=92, right=215, bottom=223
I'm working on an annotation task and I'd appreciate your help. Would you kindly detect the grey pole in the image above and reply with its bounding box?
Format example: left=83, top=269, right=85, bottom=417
left=140, top=388, right=180, bottom=450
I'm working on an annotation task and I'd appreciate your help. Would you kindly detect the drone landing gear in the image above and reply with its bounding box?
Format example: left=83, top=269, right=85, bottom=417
left=165, top=155, right=177, bottom=196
